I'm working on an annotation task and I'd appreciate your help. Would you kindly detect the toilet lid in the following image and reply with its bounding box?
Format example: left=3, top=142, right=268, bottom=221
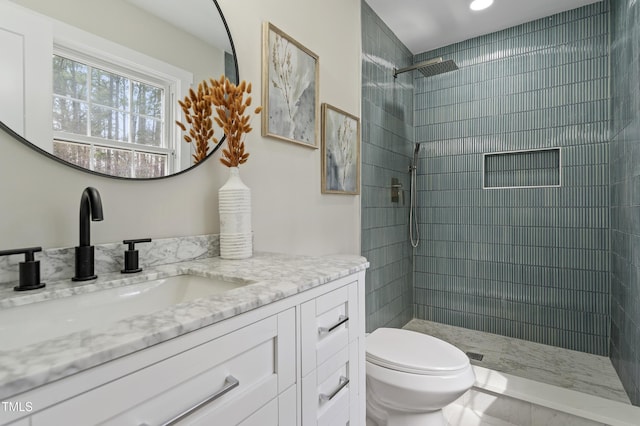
left=366, top=328, right=470, bottom=375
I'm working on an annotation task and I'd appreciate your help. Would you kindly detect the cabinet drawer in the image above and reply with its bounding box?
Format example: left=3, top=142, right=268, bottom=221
left=32, top=310, right=295, bottom=426
left=301, top=341, right=359, bottom=426
left=234, top=381, right=296, bottom=426
left=237, top=398, right=278, bottom=426
left=301, top=282, right=358, bottom=376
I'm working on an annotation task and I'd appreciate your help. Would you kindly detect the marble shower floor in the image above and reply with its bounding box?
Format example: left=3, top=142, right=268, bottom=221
left=403, top=319, right=631, bottom=404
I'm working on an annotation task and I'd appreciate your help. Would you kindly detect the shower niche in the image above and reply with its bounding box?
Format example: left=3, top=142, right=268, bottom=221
left=483, top=148, right=561, bottom=189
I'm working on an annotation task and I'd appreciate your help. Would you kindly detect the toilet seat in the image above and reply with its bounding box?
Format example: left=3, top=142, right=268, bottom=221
left=366, top=328, right=469, bottom=376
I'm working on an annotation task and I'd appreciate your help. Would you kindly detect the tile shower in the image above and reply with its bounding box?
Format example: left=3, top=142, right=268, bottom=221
left=610, top=0, right=640, bottom=406
left=361, top=0, right=640, bottom=406
left=361, top=2, right=414, bottom=331
left=413, top=3, right=610, bottom=356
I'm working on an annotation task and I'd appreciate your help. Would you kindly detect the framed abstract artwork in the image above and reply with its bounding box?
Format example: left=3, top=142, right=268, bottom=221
left=321, top=103, right=360, bottom=195
left=262, top=22, right=319, bottom=148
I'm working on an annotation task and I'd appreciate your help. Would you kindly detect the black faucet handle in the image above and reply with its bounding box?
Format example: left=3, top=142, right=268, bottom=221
left=121, top=238, right=152, bottom=273
left=0, top=247, right=46, bottom=291
left=123, top=238, right=152, bottom=250
left=0, top=246, right=42, bottom=259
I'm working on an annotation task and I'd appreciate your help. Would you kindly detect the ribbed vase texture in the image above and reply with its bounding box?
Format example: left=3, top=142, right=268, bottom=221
left=218, top=167, right=252, bottom=259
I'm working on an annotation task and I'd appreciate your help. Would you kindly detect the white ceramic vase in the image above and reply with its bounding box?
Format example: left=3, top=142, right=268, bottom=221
left=218, top=167, right=252, bottom=259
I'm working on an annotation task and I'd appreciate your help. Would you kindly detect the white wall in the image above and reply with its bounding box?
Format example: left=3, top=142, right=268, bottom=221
left=0, top=0, right=361, bottom=256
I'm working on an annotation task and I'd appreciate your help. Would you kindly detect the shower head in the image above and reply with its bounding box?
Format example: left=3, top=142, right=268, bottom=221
left=393, top=57, right=459, bottom=79
left=414, top=143, right=421, bottom=155
left=416, top=59, right=458, bottom=77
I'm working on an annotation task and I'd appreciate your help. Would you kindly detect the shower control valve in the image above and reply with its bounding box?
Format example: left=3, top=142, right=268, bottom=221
left=391, top=178, right=404, bottom=204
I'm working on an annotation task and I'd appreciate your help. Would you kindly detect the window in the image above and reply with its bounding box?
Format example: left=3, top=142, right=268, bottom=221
left=52, top=53, right=172, bottom=178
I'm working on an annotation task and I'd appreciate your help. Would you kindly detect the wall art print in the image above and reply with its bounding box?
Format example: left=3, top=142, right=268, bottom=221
left=262, top=22, right=319, bottom=148
left=321, top=103, right=360, bottom=195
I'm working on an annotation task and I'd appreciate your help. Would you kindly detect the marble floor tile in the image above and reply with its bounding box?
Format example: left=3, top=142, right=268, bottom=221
left=401, top=318, right=510, bottom=370
left=444, top=403, right=519, bottom=426
left=402, top=319, right=631, bottom=404
left=530, top=405, right=606, bottom=426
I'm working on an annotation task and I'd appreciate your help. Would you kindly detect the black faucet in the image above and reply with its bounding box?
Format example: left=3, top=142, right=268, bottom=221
left=72, top=187, right=104, bottom=281
left=0, top=247, right=46, bottom=291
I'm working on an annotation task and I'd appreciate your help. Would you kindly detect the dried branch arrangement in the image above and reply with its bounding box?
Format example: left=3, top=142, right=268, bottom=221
left=206, top=76, right=263, bottom=167
left=175, top=81, right=214, bottom=164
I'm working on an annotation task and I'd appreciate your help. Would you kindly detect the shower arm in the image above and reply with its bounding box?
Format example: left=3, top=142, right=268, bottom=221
left=393, top=57, right=443, bottom=78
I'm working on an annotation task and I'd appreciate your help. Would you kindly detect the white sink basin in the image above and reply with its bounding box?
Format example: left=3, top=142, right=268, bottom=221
left=0, top=274, right=252, bottom=351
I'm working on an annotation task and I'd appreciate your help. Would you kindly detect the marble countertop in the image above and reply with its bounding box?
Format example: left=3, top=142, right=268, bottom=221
left=0, top=252, right=368, bottom=399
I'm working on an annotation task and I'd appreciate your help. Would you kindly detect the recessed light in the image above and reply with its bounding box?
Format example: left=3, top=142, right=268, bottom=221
left=470, top=0, right=494, bottom=11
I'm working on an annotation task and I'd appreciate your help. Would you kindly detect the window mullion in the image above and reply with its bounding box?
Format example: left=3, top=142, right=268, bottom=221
left=128, top=79, right=133, bottom=145
left=87, top=65, right=92, bottom=139
left=130, top=150, right=136, bottom=178
left=90, top=143, right=96, bottom=172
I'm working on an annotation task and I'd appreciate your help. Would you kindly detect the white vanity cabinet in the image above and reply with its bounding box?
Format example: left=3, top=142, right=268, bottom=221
left=3, top=271, right=365, bottom=426
left=31, top=310, right=296, bottom=426
left=4, top=420, right=28, bottom=426
left=31, top=308, right=295, bottom=426
left=301, top=281, right=361, bottom=426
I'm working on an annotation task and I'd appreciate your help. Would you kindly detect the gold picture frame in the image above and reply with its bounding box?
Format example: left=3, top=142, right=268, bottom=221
left=321, top=103, right=360, bottom=195
left=262, top=22, right=319, bottom=148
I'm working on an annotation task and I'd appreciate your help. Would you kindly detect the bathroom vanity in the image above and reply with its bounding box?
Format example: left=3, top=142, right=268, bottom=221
left=0, top=252, right=368, bottom=426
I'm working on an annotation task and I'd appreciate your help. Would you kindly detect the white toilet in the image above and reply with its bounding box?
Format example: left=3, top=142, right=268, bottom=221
left=366, top=328, right=475, bottom=426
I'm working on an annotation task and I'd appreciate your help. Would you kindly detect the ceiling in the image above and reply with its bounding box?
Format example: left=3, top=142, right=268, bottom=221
left=365, top=0, right=602, bottom=54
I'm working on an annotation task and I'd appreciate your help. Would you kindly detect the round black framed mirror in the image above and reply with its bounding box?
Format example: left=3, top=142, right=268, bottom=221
left=0, top=0, right=238, bottom=180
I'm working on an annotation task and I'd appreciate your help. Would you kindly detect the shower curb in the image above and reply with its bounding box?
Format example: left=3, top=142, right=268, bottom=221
left=466, top=365, right=640, bottom=426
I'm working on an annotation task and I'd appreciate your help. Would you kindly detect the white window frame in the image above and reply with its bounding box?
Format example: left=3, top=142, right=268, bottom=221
left=52, top=49, right=173, bottom=177
left=0, top=1, right=53, bottom=151
left=51, top=19, right=193, bottom=177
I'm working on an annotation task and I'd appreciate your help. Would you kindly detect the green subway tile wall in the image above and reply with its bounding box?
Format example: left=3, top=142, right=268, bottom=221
left=610, top=0, right=640, bottom=405
left=361, top=2, right=414, bottom=331
left=412, top=3, right=611, bottom=355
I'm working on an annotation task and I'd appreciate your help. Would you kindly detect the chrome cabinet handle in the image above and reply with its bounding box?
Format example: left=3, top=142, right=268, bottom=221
left=318, top=315, right=349, bottom=335
left=149, top=375, right=239, bottom=426
left=319, top=376, right=349, bottom=402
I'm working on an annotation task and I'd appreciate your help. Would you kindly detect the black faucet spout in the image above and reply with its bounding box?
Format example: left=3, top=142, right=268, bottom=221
left=79, top=187, right=104, bottom=247
left=73, top=187, right=104, bottom=281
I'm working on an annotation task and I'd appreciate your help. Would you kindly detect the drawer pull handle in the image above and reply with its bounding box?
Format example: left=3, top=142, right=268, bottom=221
left=319, top=376, right=349, bottom=402
left=157, top=375, right=239, bottom=426
left=318, top=315, right=349, bottom=335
